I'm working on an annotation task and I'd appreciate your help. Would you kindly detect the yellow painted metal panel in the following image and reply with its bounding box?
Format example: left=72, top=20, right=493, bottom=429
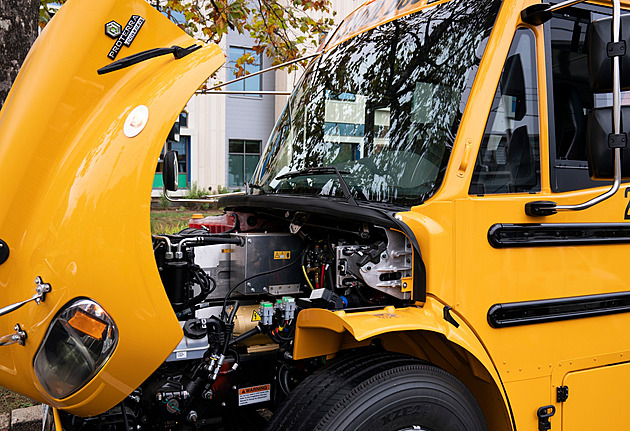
left=563, top=362, right=630, bottom=429
left=0, top=0, right=224, bottom=416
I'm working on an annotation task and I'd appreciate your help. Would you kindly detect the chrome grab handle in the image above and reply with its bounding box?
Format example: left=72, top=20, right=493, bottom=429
left=0, top=324, right=26, bottom=346
left=0, top=276, right=51, bottom=318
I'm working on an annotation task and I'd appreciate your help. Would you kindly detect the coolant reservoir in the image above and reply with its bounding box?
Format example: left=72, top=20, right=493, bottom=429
left=189, top=213, right=236, bottom=232
left=189, top=211, right=265, bottom=232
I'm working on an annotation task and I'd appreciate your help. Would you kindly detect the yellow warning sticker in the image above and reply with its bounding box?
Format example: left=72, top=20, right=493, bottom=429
left=274, top=251, right=291, bottom=260
left=222, top=249, right=233, bottom=253
left=252, top=310, right=261, bottom=322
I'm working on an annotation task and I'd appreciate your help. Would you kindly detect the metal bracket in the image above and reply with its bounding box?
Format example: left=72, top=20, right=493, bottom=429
left=537, top=405, right=556, bottom=431
left=0, top=324, right=27, bottom=346
left=609, top=133, right=628, bottom=149
left=608, top=41, right=627, bottom=57
left=443, top=306, right=460, bottom=328
left=557, top=385, right=569, bottom=402
left=0, top=276, right=51, bottom=318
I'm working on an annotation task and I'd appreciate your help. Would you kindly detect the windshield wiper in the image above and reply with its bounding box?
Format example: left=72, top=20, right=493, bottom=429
left=97, top=44, right=201, bottom=75
left=276, top=166, right=359, bottom=206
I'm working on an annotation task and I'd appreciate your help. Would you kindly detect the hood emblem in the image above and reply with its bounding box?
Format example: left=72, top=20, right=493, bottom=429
left=105, top=21, right=122, bottom=39
left=123, top=105, right=149, bottom=138
left=106, top=15, right=145, bottom=60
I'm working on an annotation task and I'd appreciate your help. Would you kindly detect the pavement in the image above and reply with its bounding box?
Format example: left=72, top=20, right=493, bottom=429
left=1, top=405, right=42, bottom=431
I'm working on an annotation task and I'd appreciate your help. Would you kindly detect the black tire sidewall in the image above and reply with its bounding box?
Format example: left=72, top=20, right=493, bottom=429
left=315, top=366, right=487, bottom=431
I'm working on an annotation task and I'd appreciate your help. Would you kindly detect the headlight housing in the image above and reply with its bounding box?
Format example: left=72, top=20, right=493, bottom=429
left=34, top=298, right=118, bottom=399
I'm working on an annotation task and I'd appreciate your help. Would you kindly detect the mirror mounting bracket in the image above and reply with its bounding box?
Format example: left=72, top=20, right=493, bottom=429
left=521, top=0, right=588, bottom=26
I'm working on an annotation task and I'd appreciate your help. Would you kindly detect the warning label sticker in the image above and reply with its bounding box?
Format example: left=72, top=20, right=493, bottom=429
left=251, top=310, right=261, bottom=322
left=238, top=384, right=271, bottom=406
left=274, top=251, right=291, bottom=260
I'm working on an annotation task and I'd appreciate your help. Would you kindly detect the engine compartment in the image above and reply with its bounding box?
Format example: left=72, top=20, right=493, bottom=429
left=62, top=205, right=414, bottom=430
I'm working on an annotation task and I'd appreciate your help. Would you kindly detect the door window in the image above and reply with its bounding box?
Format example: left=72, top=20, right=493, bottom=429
left=546, top=5, right=629, bottom=191
left=470, top=29, right=541, bottom=195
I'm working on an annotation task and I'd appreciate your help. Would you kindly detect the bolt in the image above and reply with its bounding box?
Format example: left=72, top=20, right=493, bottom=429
left=202, top=390, right=213, bottom=400
left=250, top=288, right=255, bottom=292
left=247, top=282, right=252, bottom=287
left=221, top=402, right=227, bottom=407
left=402, top=282, right=408, bottom=289
left=187, top=411, right=198, bottom=423
left=366, top=266, right=372, bottom=271
left=263, top=287, right=268, bottom=292
left=248, top=239, right=252, bottom=243
left=232, top=385, right=237, bottom=390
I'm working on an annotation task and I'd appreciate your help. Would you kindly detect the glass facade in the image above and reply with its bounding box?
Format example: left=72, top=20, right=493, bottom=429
left=229, top=139, right=261, bottom=187
left=228, top=47, right=262, bottom=92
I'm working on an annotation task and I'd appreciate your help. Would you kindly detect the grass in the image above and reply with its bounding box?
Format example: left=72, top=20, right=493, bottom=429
left=0, top=387, right=37, bottom=414
left=150, top=208, right=221, bottom=234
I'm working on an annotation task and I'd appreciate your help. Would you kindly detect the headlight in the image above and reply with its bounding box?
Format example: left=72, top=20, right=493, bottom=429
left=34, top=298, right=118, bottom=399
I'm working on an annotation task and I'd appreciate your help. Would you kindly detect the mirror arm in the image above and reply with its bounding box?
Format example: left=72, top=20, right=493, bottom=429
left=522, top=0, right=588, bottom=25
left=198, top=53, right=319, bottom=94
left=526, top=0, right=623, bottom=217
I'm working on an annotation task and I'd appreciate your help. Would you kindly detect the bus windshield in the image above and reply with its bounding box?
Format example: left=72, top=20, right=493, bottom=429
left=251, top=0, right=502, bottom=208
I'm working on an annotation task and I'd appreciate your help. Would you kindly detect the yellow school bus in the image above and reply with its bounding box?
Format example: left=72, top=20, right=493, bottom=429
left=1, top=0, right=630, bottom=429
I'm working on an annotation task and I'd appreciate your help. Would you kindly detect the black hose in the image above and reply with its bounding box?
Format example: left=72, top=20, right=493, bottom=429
left=173, top=264, right=216, bottom=312
left=120, top=400, right=130, bottom=431
left=220, top=250, right=307, bottom=320
left=221, top=301, right=240, bottom=356
left=230, top=326, right=261, bottom=345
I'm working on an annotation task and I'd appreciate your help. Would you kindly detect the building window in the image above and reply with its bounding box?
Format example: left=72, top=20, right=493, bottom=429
left=228, top=47, right=261, bottom=92
left=229, top=140, right=261, bottom=186
left=154, top=136, right=191, bottom=189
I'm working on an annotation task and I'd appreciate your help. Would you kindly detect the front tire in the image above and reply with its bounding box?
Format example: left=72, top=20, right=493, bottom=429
left=267, top=351, right=487, bottom=431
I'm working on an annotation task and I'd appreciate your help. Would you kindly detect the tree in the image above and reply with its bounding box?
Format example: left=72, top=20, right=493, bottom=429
left=1, top=0, right=333, bottom=107
left=0, top=0, right=39, bottom=108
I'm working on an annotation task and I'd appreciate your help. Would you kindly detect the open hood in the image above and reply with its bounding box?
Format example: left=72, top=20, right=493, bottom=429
left=0, top=0, right=224, bottom=416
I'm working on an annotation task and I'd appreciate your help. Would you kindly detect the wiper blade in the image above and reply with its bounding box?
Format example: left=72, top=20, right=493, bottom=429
left=276, top=166, right=358, bottom=206
left=97, top=44, right=201, bottom=75
left=276, top=166, right=350, bottom=180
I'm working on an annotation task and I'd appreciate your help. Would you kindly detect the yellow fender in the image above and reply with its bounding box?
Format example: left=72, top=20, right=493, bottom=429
left=294, top=296, right=514, bottom=430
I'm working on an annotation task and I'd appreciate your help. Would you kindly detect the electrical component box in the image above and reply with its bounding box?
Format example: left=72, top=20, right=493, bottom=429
left=231, top=233, right=305, bottom=295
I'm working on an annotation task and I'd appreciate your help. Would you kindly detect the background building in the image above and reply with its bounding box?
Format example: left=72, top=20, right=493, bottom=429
left=152, top=0, right=360, bottom=196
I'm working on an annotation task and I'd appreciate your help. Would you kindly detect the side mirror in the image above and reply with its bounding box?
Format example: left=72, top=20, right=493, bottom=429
left=163, top=150, right=179, bottom=192
left=588, top=14, right=630, bottom=92
left=167, top=122, right=180, bottom=143
left=587, top=107, right=630, bottom=179
left=500, top=54, right=526, bottom=121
